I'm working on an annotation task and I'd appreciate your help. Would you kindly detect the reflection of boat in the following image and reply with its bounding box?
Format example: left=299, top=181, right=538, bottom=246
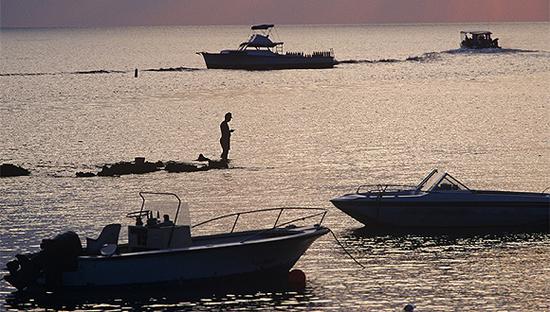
left=460, top=31, right=500, bottom=49
left=198, top=24, right=335, bottom=70
left=4, top=192, right=329, bottom=292
left=331, top=169, right=549, bottom=228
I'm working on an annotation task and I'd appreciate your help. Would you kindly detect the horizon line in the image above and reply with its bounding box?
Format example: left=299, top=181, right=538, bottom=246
left=1, top=20, right=548, bottom=31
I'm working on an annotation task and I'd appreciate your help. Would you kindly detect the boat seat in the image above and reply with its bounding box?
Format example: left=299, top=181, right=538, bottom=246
left=86, top=224, right=121, bottom=255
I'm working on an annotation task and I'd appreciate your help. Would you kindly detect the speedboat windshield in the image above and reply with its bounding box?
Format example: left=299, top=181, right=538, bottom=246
left=417, top=170, right=471, bottom=192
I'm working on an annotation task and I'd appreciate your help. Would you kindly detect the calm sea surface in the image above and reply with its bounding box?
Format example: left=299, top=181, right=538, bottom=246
left=1, top=23, right=549, bottom=311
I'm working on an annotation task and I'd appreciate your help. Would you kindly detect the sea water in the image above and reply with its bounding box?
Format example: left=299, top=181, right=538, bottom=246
left=1, top=23, right=549, bottom=311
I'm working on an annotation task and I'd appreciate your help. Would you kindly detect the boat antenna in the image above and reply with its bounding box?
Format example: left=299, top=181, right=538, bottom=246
left=328, top=229, right=365, bottom=269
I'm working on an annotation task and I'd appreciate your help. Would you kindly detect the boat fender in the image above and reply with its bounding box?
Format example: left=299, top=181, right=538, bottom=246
left=100, top=244, right=117, bottom=257
left=288, top=269, right=306, bottom=289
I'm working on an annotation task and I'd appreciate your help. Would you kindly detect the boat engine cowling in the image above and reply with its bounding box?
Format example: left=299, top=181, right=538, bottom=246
left=4, top=231, right=83, bottom=290
left=40, top=231, right=83, bottom=288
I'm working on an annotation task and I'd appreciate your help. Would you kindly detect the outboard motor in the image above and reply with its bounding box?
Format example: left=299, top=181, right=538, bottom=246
left=40, top=231, right=82, bottom=288
left=4, top=231, right=82, bottom=291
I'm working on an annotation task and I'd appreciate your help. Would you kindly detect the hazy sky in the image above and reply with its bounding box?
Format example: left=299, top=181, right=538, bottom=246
left=1, top=0, right=548, bottom=28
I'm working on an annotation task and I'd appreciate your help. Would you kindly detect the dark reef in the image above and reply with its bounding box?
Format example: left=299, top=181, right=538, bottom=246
left=76, top=156, right=229, bottom=177
left=1, top=164, right=31, bottom=177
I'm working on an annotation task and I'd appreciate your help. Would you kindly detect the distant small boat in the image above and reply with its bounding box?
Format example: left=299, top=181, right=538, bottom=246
left=198, top=24, right=336, bottom=70
left=331, top=169, right=549, bottom=229
left=460, top=31, right=501, bottom=49
left=3, top=192, right=329, bottom=292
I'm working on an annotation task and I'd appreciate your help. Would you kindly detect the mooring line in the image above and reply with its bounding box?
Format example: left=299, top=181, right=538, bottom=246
left=328, top=229, right=365, bottom=269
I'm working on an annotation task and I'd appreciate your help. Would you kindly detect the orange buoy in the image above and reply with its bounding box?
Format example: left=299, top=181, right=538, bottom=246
left=288, top=269, right=306, bottom=288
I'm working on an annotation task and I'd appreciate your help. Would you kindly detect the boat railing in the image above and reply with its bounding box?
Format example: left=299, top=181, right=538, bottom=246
left=284, top=50, right=334, bottom=58
left=356, top=184, right=417, bottom=195
left=192, top=207, right=327, bottom=238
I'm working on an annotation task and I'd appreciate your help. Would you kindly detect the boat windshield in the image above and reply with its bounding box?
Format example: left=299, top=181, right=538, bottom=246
left=417, top=171, right=470, bottom=192
left=139, top=192, right=190, bottom=226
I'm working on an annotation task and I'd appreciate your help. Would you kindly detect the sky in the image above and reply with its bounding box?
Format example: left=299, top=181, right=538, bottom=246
left=1, top=0, right=548, bottom=28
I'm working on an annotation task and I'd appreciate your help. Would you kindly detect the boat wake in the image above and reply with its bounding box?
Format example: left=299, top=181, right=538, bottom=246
left=336, top=51, right=440, bottom=65
left=405, top=51, right=441, bottom=62
left=336, top=47, right=547, bottom=67
left=336, top=58, right=400, bottom=64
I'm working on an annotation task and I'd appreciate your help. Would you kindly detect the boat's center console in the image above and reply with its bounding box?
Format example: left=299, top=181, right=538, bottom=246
left=128, top=224, right=191, bottom=250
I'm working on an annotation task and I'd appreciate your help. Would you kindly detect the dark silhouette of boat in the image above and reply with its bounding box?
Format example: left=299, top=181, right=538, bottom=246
left=331, top=169, right=549, bottom=229
left=4, top=192, right=329, bottom=292
left=460, top=31, right=500, bottom=49
left=198, top=24, right=335, bottom=70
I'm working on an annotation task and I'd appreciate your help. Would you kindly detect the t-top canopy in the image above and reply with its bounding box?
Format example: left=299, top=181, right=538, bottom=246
left=460, top=30, right=492, bottom=35
left=251, top=24, right=274, bottom=30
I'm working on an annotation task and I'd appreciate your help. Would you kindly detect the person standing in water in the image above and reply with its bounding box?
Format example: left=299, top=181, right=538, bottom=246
left=220, top=112, right=234, bottom=160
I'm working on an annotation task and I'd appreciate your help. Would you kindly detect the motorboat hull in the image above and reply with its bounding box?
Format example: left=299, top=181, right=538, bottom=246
left=4, top=193, right=330, bottom=293
left=29, top=227, right=328, bottom=290
left=331, top=192, right=549, bottom=229
left=200, top=52, right=335, bottom=70
left=460, top=42, right=501, bottom=49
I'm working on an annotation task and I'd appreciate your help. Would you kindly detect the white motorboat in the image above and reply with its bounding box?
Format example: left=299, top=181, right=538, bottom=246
left=198, top=24, right=335, bottom=70
left=4, top=192, right=329, bottom=292
left=331, top=169, right=549, bottom=229
left=460, top=31, right=501, bottom=49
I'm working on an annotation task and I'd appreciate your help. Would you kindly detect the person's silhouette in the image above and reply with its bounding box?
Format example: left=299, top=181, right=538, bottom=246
left=220, top=112, right=234, bottom=160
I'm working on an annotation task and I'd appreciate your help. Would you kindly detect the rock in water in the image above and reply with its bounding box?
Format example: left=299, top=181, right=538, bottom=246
left=208, top=159, right=229, bottom=169
left=0, top=164, right=30, bottom=177
left=76, top=171, right=96, bottom=177
left=165, top=161, right=207, bottom=173
left=196, top=154, right=210, bottom=161
left=97, top=158, right=163, bottom=176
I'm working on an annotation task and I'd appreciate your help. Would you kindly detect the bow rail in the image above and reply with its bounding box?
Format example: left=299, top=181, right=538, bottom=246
left=192, top=207, right=328, bottom=234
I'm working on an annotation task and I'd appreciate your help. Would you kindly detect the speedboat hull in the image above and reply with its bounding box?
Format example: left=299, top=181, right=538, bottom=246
left=200, top=52, right=335, bottom=70
left=331, top=192, right=549, bottom=228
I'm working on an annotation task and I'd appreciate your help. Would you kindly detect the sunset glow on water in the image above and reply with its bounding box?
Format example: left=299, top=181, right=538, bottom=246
left=1, top=22, right=549, bottom=310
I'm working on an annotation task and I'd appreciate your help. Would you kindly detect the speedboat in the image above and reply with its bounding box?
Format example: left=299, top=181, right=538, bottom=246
left=4, top=192, right=329, bottom=292
left=331, top=169, right=549, bottom=229
left=460, top=31, right=500, bottom=49
left=198, top=24, right=336, bottom=70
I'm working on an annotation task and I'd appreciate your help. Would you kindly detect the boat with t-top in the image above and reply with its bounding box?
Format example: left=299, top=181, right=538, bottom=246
left=198, top=24, right=336, bottom=70
left=3, top=192, right=329, bottom=292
